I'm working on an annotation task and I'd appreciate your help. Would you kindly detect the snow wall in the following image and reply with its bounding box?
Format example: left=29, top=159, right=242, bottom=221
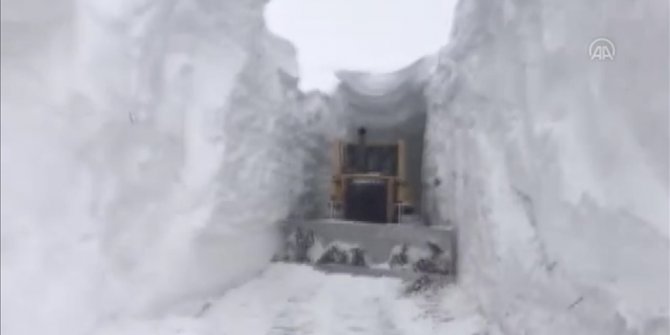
left=1, top=1, right=338, bottom=334
left=425, top=0, right=669, bottom=334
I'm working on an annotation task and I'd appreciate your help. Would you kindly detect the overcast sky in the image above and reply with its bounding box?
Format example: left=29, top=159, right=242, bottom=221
left=265, top=0, right=458, bottom=91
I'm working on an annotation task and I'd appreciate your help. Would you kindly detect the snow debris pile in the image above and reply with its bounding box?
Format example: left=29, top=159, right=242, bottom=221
left=1, top=0, right=335, bottom=334
left=425, top=0, right=669, bottom=334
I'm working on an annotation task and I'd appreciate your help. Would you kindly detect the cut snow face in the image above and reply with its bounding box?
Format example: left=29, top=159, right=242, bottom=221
left=1, top=1, right=318, bottom=334
left=265, top=0, right=458, bottom=91
left=422, top=0, right=669, bottom=333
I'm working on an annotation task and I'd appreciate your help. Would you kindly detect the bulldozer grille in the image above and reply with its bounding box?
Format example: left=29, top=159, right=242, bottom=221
left=344, top=178, right=389, bottom=223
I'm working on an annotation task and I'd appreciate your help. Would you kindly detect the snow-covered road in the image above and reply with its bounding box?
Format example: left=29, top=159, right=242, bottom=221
left=97, top=264, right=491, bottom=335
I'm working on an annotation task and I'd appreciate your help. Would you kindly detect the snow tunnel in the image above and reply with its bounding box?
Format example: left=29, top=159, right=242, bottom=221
left=328, top=57, right=438, bottom=222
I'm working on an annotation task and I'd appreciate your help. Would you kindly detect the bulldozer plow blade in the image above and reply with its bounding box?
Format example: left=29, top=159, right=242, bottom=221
left=274, top=219, right=456, bottom=280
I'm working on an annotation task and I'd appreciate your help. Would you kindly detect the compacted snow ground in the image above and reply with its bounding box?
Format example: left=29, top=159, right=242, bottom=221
left=95, top=264, right=492, bottom=335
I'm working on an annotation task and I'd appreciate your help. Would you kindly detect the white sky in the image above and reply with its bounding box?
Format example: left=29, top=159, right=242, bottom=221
left=265, top=0, right=458, bottom=92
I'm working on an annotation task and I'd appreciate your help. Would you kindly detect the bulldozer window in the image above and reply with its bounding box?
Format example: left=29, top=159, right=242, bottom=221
left=344, top=144, right=398, bottom=176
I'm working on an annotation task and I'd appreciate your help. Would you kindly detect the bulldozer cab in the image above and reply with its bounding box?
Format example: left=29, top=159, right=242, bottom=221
left=330, top=127, right=415, bottom=224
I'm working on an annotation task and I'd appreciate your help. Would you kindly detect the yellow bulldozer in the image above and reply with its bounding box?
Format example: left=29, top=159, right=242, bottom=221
left=277, top=127, right=455, bottom=279
left=329, top=127, right=417, bottom=224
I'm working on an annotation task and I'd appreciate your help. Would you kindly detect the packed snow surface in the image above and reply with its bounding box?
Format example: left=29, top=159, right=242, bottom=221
left=95, top=264, right=494, bottom=335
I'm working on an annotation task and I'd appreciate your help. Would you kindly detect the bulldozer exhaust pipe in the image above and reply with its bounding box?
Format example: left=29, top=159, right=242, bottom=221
left=357, top=127, right=367, bottom=172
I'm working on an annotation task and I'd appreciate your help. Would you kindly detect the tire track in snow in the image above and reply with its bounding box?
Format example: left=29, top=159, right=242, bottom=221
left=94, top=264, right=490, bottom=335
left=267, top=274, right=324, bottom=335
left=218, top=264, right=488, bottom=335
left=262, top=264, right=407, bottom=335
left=371, top=296, right=405, bottom=335
left=299, top=268, right=412, bottom=335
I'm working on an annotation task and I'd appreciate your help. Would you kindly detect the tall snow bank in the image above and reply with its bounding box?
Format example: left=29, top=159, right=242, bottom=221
left=1, top=0, right=320, bottom=334
left=425, top=0, right=669, bottom=334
